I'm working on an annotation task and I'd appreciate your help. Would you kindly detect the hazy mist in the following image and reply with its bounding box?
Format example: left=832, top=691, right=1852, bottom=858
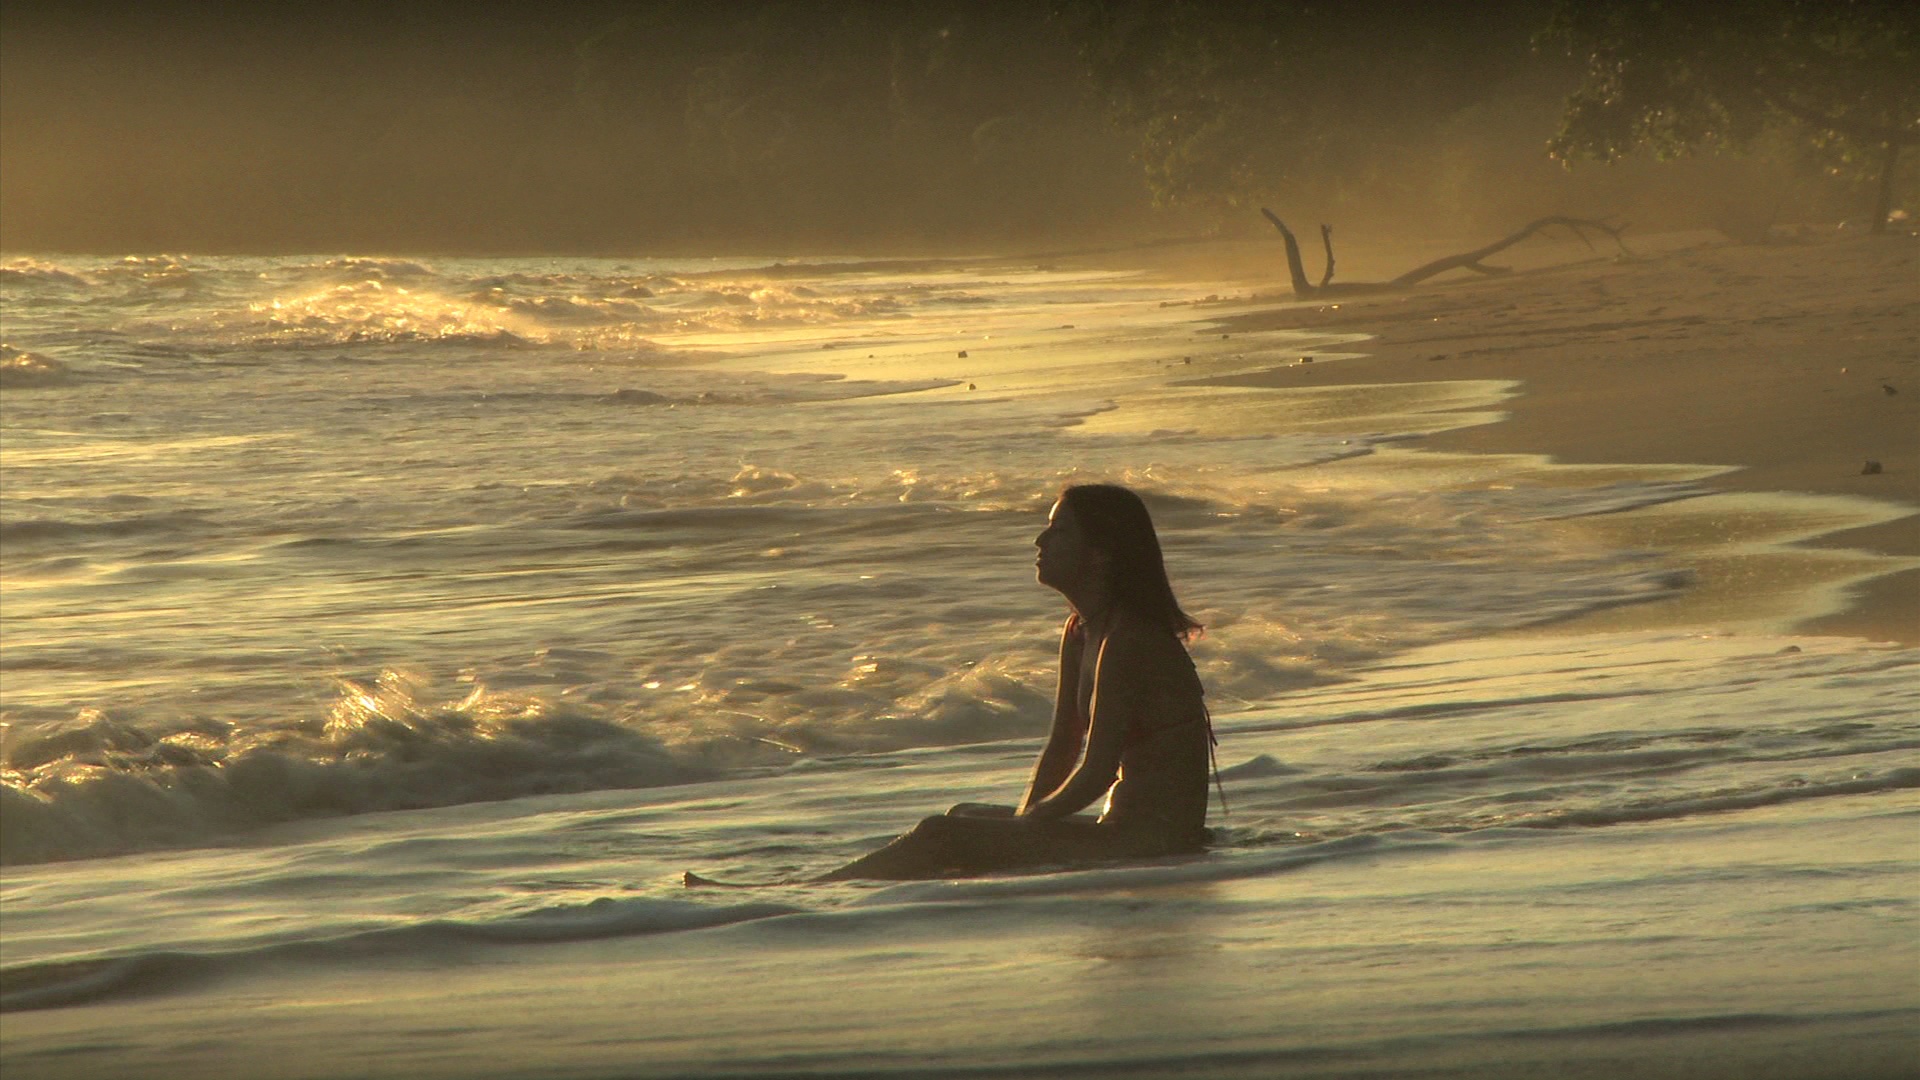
left=0, top=1, right=1886, bottom=256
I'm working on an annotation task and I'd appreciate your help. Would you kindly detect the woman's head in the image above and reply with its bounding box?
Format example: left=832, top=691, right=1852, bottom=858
left=1035, top=483, right=1200, bottom=639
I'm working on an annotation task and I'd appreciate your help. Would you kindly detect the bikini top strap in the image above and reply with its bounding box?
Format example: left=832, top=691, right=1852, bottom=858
left=1203, top=699, right=1229, bottom=820
left=1180, top=634, right=1228, bottom=820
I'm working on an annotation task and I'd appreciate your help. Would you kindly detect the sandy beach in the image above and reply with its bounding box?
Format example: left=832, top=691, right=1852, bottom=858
left=1194, top=230, right=1918, bottom=643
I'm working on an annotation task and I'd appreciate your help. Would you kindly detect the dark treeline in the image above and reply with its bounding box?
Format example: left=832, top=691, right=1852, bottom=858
left=1, top=1, right=1912, bottom=254
left=1, top=1, right=1146, bottom=253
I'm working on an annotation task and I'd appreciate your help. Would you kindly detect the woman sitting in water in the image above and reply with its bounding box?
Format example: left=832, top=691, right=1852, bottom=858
left=823, top=483, right=1218, bottom=881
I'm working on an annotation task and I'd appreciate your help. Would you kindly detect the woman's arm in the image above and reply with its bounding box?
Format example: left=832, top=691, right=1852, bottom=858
left=1017, top=617, right=1087, bottom=814
left=1019, top=624, right=1157, bottom=822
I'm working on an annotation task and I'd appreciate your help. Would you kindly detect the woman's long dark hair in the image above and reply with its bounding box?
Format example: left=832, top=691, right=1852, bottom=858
left=1057, top=483, right=1201, bottom=641
left=1062, top=483, right=1225, bottom=817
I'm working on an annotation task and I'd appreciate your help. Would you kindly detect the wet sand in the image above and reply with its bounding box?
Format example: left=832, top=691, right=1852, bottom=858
left=1191, top=231, right=1919, bottom=642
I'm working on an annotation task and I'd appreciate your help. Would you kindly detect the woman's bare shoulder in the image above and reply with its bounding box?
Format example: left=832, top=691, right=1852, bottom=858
left=1096, top=610, right=1191, bottom=667
left=1090, top=612, right=1203, bottom=722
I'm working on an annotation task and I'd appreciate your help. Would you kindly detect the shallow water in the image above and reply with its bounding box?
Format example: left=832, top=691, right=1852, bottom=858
left=3, top=632, right=1913, bottom=1077
left=1, top=251, right=1915, bottom=1077
left=0, top=252, right=1715, bottom=863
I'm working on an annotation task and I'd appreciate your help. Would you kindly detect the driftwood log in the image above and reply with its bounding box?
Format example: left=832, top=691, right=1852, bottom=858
left=1260, top=208, right=1631, bottom=299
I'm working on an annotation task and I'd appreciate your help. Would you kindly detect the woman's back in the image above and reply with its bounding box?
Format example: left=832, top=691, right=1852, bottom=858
left=1093, top=612, right=1211, bottom=848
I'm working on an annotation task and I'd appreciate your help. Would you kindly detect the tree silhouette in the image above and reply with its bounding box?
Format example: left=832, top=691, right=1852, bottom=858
left=1543, top=0, right=1919, bottom=232
left=1054, top=0, right=1549, bottom=213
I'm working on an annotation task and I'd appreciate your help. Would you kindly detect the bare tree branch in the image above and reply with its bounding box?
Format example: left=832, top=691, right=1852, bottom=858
left=1260, top=209, right=1633, bottom=299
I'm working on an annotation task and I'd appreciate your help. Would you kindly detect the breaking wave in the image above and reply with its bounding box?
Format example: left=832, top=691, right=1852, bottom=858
left=0, top=674, right=713, bottom=867
left=0, top=344, right=71, bottom=387
left=1, top=252, right=1086, bottom=356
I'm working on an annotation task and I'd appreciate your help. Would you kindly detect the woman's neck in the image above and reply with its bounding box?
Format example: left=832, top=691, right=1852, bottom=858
left=1066, top=584, right=1116, bottom=630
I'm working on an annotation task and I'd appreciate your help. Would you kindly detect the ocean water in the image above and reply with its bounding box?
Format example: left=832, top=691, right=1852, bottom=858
left=1, top=252, right=1915, bottom=1078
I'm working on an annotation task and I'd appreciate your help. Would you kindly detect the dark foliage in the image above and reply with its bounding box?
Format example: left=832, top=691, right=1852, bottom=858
left=1542, top=0, right=1920, bottom=230
left=1053, top=0, right=1556, bottom=211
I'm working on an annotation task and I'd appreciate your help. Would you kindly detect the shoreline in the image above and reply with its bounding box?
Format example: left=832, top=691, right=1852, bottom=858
left=1185, top=231, right=1918, bottom=643
left=2, top=241, right=1914, bottom=1080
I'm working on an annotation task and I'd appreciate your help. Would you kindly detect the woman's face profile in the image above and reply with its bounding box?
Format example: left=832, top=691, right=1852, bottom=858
left=1034, top=499, right=1093, bottom=592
